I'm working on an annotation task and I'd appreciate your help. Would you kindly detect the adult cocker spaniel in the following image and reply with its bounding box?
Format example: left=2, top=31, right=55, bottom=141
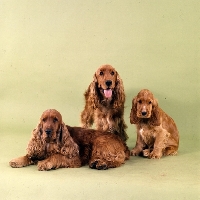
left=9, top=109, right=81, bottom=171
left=130, top=89, right=179, bottom=159
left=67, top=125, right=130, bottom=170
left=80, top=64, right=128, bottom=141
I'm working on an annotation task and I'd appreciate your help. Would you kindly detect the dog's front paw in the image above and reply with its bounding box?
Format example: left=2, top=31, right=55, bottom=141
left=130, top=148, right=141, bottom=156
left=9, top=156, right=33, bottom=168
left=149, top=151, right=162, bottom=159
left=37, top=161, right=54, bottom=171
left=143, top=149, right=150, bottom=157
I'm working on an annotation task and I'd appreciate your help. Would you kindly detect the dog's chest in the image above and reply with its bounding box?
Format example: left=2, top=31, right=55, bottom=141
left=139, top=126, right=155, bottom=146
left=45, top=143, right=60, bottom=156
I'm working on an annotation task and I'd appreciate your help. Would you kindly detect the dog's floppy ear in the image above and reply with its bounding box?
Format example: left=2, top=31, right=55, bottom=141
left=130, top=97, right=139, bottom=124
left=26, top=121, right=43, bottom=158
left=113, top=72, right=125, bottom=108
left=149, top=98, right=161, bottom=126
left=84, top=73, right=99, bottom=109
left=60, top=122, right=79, bottom=158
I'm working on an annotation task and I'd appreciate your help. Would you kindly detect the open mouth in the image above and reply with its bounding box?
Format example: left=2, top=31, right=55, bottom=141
left=103, top=89, right=112, bottom=98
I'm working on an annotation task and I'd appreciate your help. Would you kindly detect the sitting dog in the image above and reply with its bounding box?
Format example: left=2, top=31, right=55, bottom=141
left=9, top=109, right=81, bottom=171
left=130, top=89, right=179, bottom=159
left=67, top=125, right=130, bottom=170
left=80, top=64, right=128, bottom=141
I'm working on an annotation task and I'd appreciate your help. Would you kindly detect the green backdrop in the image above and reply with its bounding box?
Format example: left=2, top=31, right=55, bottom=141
left=1, top=1, right=199, bottom=199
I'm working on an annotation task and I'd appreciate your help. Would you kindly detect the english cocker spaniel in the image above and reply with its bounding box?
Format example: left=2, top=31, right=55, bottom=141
left=9, top=109, right=81, bottom=170
left=130, top=89, right=179, bottom=159
left=67, top=125, right=130, bottom=170
left=80, top=64, right=128, bottom=141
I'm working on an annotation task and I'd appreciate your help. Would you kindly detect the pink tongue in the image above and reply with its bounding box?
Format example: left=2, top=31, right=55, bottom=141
left=104, top=89, right=112, bottom=98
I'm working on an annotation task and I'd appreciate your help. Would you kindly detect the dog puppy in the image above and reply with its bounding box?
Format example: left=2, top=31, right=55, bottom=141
left=130, top=89, right=179, bottom=159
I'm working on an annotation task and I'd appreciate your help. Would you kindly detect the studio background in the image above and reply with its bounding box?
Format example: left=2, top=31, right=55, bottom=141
left=0, top=1, right=199, bottom=199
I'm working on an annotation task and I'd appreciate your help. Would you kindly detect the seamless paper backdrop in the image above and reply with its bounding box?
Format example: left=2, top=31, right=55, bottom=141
left=0, top=1, right=199, bottom=200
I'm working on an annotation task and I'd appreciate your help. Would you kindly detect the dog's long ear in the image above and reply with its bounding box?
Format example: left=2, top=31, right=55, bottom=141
left=60, top=122, right=79, bottom=158
left=113, top=72, right=125, bottom=108
left=150, top=98, right=161, bottom=126
left=84, top=73, right=99, bottom=109
left=26, top=121, right=43, bottom=157
left=130, top=97, right=139, bottom=124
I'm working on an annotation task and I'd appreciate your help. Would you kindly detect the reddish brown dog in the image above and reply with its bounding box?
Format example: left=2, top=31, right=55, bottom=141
left=130, top=89, right=179, bottom=159
left=80, top=65, right=128, bottom=141
left=9, top=109, right=81, bottom=170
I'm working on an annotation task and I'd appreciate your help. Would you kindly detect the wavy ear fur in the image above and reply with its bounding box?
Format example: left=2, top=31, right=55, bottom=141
left=113, top=72, right=125, bottom=108
left=84, top=73, right=100, bottom=109
left=130, top=97, right=139, bottom=124
left=26, top=122, right=44, bottom=158
left=149, top=98, right=161, bottom=126
left=60, top=122, right=79, bottom=158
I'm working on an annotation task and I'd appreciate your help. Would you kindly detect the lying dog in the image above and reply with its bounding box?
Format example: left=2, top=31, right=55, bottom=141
left=9, top=109, right=81, bottom=170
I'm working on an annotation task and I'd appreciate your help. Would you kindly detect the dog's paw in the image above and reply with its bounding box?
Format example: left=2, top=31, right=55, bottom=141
left=37, top=161, right=54, bottom=171
left=130, top=148, right=141, bottom=156
left=9, top=156, right=33, bottom=168
left=149, top=151, right=162, bottom=159
left=143, top=149, right=150, bottom=157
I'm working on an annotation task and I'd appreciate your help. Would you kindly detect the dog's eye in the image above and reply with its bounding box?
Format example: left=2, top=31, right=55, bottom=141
left=110, top=71, right=115, bottom=75
left=138, top=100, right=142, bottom=104
left=99, top=71, right=103, bottom=76
left=149, top=101, right=152, bottom=104
left=53, top=118, right=58, bottom=123
left=42, top=118, right=46, bottom=122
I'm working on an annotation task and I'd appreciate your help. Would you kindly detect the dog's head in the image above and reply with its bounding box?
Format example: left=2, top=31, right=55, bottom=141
left=94, top=65, right=118, bottom=99
left=39, top=109, right=62, bottom=143
left=130, top=89, right=160, bottom=125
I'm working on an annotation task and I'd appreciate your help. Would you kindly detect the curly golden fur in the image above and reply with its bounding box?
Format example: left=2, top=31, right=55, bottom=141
left=130, top=89, right=179, bottom=159
left=9, top=109, right=81, bottom=170
left=81, top=65, right=128, bottom=141
left=67, top=125, right=130, bottom=170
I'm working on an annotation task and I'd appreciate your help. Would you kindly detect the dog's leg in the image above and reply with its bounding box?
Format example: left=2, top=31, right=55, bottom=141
left=149, top=129, right=170, bottom=159
left=37, top=154, right=81, bottom=171
left=131, top=131, right=145, bottom=156
left=9, top=155, right=34, bottom=168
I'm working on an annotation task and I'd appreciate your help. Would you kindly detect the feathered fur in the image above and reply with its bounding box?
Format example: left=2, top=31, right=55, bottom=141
left=9, top=109, right=81, bottom=170
left=130, top=89, right=179, bottom=159
left=67, top=125, right=130, bottom=170
left=81, top=65, right=128, bottom=141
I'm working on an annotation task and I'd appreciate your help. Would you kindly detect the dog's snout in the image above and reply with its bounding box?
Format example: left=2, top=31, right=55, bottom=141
left=142, top=111, right=147, bottom=116
left=105, top=80, right=112, bottom=87
left=45, top=129, right=52, bottom=135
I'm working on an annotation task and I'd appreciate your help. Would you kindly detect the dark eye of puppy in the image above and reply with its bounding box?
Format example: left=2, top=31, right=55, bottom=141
left=138, top=100, right=142, bottom=104
left=149, top=101, right=152, bottom=104
left=42, top=118, right=46, bottom=122
left=53, top=117, right=58, bottom=123
left=99, top=71, right=103, bottom=76
left=110, top=71, right=114, bottom=75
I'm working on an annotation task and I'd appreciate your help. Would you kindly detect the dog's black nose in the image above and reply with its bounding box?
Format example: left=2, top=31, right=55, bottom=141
left=105, top=80, right=112, bottom=87
left=142, top=112, right=147, bottom=116
left=45, top=129, right=52, bottom=135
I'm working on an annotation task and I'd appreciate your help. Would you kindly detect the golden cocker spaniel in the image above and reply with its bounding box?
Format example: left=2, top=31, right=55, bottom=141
left=80, top=65, right=128, bottom=141
left=9, top=109, right=81, bottom=170
left=67, top=125, right=130, bottom=170
left=130, top=89, right=179, bottom=159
